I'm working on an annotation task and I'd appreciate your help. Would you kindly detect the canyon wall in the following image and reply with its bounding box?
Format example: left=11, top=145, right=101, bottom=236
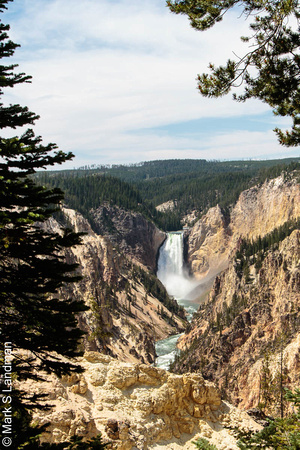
left=91, top=204, right=165, bottom=271
left=188, top=175, right=300, bottom=280
left=174, top=174, right=300, bottom=410
left=177, top=230, right=300, bottom=409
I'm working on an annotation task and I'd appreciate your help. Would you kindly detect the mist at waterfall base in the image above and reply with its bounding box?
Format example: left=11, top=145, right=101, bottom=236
left=155, top=232, right=202, bottom=370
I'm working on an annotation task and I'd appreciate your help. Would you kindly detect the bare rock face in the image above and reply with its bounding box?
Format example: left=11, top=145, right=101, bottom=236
left=23, top=352, right=260, bottom=450
left=90, top=204, right=165, bottom=271
left=188, top=204, right=230, bottom=278
left=176, top=230, right=300, bottom=411
left=188, top=176, right=300, bottom=279
left=156, top=200, right=176, bottom=212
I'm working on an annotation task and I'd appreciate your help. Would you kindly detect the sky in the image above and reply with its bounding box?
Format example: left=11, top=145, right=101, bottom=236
left=3, top=0, right=300, bottom=169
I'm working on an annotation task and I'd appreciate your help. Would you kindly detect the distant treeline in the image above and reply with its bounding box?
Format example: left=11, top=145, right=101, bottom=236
left=136, top=160, right=300, bottom=209
left=36, top=159, right=300, bottom=231
left=38, top=172, right=182, bottom=231
left=46, top=157, right=300, bottom=182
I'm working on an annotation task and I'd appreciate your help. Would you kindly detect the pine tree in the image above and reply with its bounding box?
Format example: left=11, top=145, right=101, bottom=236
left=0, top=0, right=88, bottom=384
left=167, top=0, right=300, bottom=146
left=0, top=2, right=112, bottom=447
left=235, top=389, right=300, bottom=449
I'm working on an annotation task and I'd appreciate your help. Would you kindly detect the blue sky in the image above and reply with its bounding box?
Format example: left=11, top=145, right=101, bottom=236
left=2, top=0, right=299, bottom=169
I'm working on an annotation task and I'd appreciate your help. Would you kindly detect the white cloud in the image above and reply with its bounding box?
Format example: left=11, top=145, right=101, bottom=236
left=55, top=127, right=298, bottom=170
left=3, top=0, right=299, bottom=166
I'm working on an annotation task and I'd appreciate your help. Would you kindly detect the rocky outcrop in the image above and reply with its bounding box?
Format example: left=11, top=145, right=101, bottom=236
left=188, top=205, right=230, bottom=279
left=156, top=200, right=176, bottom=212
left=21, top=352, right=260, bottom=450
left=188, top=175, right=300, bottom=279
left=51, top=208, right=186, bottom=365
left=90, top=204, right=165, bottom=271
left=175, top=230, right=300, bottom=411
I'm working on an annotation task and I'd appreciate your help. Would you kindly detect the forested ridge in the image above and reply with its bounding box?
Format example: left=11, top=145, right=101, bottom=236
left=37, top=158, right=300, bottom=231
left=39, top=157, right=299, bottom=182
left=235, top=216, right=300, bottom=278
left=39, top=173, right=182, bottom=231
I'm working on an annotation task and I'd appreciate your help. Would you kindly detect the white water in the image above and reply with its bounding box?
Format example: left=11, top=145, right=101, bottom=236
left=155, top=232, right=200, bottom=369
left=157, top=232, right=198, bottom=300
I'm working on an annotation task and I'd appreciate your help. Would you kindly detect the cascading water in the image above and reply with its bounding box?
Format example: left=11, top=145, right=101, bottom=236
left=155, top=232, right=199, bottom=370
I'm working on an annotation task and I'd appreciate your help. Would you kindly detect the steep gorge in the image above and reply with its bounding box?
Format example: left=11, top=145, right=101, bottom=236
left=59, top=173, right=299, bottom=402
left=173, top=174, right=300, bottom=411
left=46, top=206, right=186, bottom=365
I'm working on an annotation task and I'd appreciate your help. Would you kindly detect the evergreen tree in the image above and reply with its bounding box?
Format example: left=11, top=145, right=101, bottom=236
left=0, top=0, right=105, bottom=446
left=193, top=438, right=218, bottom=450
left=235, top=389, right=300, bottom=449
left=0, top=0, right=87, bottom=386
left=167, top=0, right=300, bottom=146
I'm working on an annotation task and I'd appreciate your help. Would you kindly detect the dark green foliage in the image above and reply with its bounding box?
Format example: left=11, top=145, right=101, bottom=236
left=0, top=0, right=89, bottom=381
left=257, top=160, right=300, bottom=183
left=193, top=437, right=218, bottom=450
left=167, top=0, right=300, bottom=146
left=235, top=217, right=300, bottom=276
left=41, top=158, right=300, bottom=183
left=36, top=159, right=300, bottom=232
left=234, top=389, right=300, bottom=449
left=37, top=172, right=182, bottom=232
left=39, top=173, right=148, bottom=218
left=136, top=170, right=254, bottom=214
left=0, top=0, right=92, bottom=446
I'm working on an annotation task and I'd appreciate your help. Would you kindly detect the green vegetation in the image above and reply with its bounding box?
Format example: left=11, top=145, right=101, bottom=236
left=40, top=158, right=300, bottom=182
left=37, top=159, right=300, bottom=232
left=0, top=0, right=87, bottom=378
left=39, top=173, right=149, bottom=218
left=135, top=160, right=300, bottom=215
left=235, top=217, right=300, bottom=275
left=193, top=437, right=218, bottom=450
left=136, top=170, right=253, bottom=216
left=37, top=172, right=182, bottom=231
left=167, top=0, right=300, bottom=147
left=0, top=1, right=109, bottom=447
left=235, top=389, right=300, bottom=449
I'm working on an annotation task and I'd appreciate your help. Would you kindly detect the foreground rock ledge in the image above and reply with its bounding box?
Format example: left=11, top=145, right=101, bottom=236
left=23, top=352, right=260, bottom=450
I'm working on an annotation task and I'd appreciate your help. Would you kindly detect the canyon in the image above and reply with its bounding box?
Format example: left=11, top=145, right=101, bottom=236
left=48, top=206, right=186, bottom=365
left=28, top=172, right=299, bottom=447
left=173, top=174, right=300, bottom=413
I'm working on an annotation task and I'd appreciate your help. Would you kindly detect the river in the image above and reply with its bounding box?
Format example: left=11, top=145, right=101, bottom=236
left=155, top=231, right=201, bottom=370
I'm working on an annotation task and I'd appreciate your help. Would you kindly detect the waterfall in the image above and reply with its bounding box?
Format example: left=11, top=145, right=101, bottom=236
left=157, top=232, right=197, bottom=299
left=155, top=231, right=200, bottom=370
